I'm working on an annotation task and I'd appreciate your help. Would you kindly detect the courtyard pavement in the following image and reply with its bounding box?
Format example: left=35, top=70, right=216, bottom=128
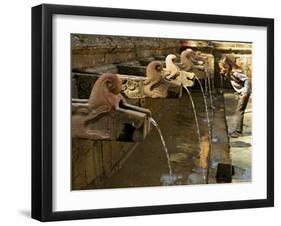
left=224, top=92, right=252, bottom=182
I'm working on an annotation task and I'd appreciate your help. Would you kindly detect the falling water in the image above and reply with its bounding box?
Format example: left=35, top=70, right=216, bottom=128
left=220, top=74, right=224, bottom=94
left=195, top=76, right=213, bottom=183
left=149, top=117, right=173, bottom=176
left=205, top=68, right=214, bottom=110
left=195, top=77, right=211, bottom=133
left=183, top=86, right=201, bottom=147
left=204, top=77, right=208, bottom=96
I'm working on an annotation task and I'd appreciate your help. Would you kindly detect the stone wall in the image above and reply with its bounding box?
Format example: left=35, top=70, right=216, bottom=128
left=72, top=34, right=182, bottom=70
left=72, top=139, right=138, bottom=189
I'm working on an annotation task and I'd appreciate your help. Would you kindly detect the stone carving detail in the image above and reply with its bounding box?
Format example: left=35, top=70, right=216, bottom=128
left=143, top=61, right=170, bottom=98
left=180, top=49, right=194, bottom=72
left=121, top=79, right=144, bottom=98
left=164, top=54, right=195, bottom=87
left=180, top=49, right=208, bottom=71
left=118, top=61, right=182, bottom=99
left=88, top=73, right=122, bottom=110
left=75, top=73, right=98, bottom=99
left=180, top=49, right=212, bottom=81
left=72, top=73, right=151, bottom=142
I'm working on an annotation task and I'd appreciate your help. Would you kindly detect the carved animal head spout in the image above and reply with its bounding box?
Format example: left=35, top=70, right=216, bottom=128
left=180, top=49, right=206, bottom=69
left=88, top=73, right=123, bottom=111
left=181, top=49, right=208, bottom=66
left=72, top=73, right=151, bottom=142
left=180, top=49, right=194, bottom=70
left=118, top=64, right=182, bottom=99
left=164, top=54, right=195, bottom=87
left=145, top=61, right=163, bottom=83
left=165, top=54, right=179, bottom=78
left=143, top=61, right=170, bottom=98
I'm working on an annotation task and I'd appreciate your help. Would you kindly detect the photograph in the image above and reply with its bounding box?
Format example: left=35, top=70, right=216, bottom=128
left=71, top=34, right=253, bottom=190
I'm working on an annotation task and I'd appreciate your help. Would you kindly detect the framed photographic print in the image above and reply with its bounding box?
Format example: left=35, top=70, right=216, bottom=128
left=32, top=4, right=274, bottom=221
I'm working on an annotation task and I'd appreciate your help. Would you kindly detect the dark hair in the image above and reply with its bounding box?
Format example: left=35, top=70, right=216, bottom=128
left=226, top=56, right=241, bottom=70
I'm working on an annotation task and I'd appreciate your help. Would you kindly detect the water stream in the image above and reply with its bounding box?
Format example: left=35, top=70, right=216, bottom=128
left=205, top=68, right=214, bottom=110
left=195, top=76, right=213, bottom=182
left=149, top=117, right=173, bottom=176
left=220, top=74, right=224, bottom=94
left=183, top=86, right=201, bottom=148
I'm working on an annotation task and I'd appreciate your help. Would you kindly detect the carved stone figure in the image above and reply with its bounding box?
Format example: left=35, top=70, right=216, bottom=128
left=143, top=61, right=171, bottom=98
left=180, top=48, right=194, bottom=72
left=72, top=73, right=151, bottom=141
left=121, top=79, right=144, bottom=98
left=180, top=49, right=207, bottom=72
left=118, top=71, right=182, bottom=99
left=180, top=49, right=214, bottom=97
left=88, top=73, right=123, bottom=110
left=164, top=54, right=195, bottom=87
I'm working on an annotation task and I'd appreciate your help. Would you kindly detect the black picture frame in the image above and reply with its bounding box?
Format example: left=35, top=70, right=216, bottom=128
left=32, top=3, right=274, bottom=222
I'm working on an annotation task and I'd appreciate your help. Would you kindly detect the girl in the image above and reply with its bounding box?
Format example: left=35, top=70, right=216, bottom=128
left=218, top=56, right=251, bottom=138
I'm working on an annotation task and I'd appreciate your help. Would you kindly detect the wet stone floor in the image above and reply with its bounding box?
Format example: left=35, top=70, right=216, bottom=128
left=86, top=91, right=212, bottom=189
left=224, top=91, right=252, bottom=182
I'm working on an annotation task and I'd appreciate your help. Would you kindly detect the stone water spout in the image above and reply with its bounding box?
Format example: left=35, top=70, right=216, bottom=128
left=180, top=49, right=207, bottom=73
left=180, top=49, right=215, bottom=108
left=72, top=73, right=152, bottom=142
left=164, top=54, right=195, bottom=87
left=180, top=49, right=212, bottom=85
left=119, top=61, right=182, bottom=99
